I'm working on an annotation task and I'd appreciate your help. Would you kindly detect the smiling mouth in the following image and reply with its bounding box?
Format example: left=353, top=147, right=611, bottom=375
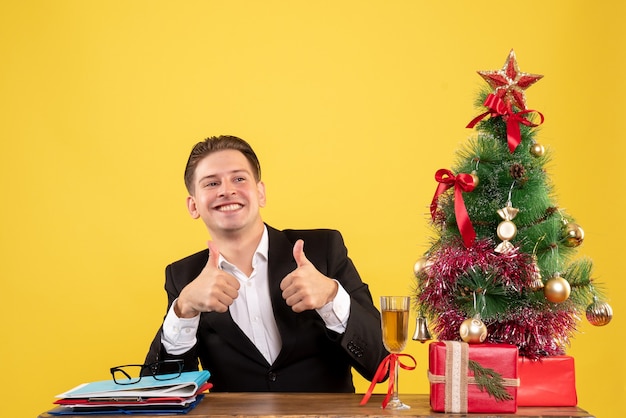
left=216, top=203, right=243, bottom=212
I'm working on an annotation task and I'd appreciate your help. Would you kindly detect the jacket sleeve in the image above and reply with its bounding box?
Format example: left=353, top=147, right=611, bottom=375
left=142, top=263, right=201, bottom=373
left=323, top=230, right=389, bottom=381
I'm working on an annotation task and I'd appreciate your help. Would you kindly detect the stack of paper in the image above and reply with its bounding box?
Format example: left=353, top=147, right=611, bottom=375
left=49, top=370, right=211, bottom=415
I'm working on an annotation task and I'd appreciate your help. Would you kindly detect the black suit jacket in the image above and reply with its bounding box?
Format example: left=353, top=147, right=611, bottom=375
left=144, top=225, right=388, bottom=392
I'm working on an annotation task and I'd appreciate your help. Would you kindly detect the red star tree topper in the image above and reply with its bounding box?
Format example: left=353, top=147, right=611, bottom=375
left=478, top=49, right=543, bottom=110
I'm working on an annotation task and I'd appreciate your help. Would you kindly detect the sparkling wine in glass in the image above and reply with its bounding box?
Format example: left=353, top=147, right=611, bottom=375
left=380, top=296, right=411, bottom=410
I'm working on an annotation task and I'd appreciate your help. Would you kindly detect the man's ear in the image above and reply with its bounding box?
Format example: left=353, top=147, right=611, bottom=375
left=186, top=195, right=201, bottom=219
left=257, top=181, right=267, bottom=208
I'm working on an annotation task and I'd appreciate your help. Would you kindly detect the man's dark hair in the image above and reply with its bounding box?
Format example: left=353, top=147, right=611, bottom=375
left=184, top=135, right=261, bottom=193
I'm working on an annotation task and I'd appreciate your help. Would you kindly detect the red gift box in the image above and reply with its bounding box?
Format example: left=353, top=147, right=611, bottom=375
left=428, top=341, right=519, bottom=414
left=517, top=355, right=577, bottom=406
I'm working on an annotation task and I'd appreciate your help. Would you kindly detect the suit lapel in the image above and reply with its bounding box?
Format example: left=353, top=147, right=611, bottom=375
left=266, top=226, right=300, bottom=364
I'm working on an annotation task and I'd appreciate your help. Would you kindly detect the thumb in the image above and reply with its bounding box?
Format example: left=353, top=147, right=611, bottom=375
left=293, top=239, right=309, bottom=267
left=207, top=241, right=221, bottom=269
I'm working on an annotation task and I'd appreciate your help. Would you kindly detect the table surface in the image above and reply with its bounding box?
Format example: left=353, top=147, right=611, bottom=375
left=39, top=393, right=594, bottom=418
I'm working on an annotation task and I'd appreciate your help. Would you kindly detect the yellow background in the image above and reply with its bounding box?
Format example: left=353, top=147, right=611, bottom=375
left=1, top=1, right=624, bottom=417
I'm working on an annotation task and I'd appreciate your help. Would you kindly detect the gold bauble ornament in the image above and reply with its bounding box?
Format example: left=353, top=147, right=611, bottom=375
left=530, top=142, right=545, bottom=157
left=470, top=170, right=480, bottom=187
left=562, top=222, right=584, bottom=247
left=413, top=257, right=434, bottom=277
left=586, top=299, right=613, bottom=326
left=544, top=273, right=571, bottom=303
left=459, top=315, right=488, bottom=343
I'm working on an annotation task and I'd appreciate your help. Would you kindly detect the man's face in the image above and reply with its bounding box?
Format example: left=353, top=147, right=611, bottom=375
left=187, top=149, right=266, bottom=236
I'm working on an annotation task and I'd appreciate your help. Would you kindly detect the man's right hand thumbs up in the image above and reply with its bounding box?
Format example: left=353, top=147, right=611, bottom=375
left=174, top=241, right=240, bottom=318
left=206, top=241, right=222, bottom=270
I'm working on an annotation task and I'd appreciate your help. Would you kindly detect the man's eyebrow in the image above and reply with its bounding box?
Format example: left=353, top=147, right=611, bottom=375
left=197, top=170, right=251, bottom=182
left=197, top=174, right=217, bottom=182
left=229, top=169, right=251, bottom=175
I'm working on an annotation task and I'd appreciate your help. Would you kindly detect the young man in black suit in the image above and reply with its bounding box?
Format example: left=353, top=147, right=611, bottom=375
left=144, top=135, right=388, bottom=392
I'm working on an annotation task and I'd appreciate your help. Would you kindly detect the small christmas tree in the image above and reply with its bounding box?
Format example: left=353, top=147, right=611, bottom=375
left=413, top=50, right=613, bottom=359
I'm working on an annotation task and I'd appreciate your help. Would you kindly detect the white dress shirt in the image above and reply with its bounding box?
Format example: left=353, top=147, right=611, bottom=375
left=161, top=227, right=351, bottom=364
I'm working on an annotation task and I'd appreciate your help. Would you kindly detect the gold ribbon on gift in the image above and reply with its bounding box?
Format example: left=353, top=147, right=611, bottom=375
left=428, top=341, right=520, bottom=413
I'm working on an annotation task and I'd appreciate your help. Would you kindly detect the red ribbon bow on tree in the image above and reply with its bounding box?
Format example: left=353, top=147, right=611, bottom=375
left=430, top=169, right=476, bottom=248
left=466, top=93, right=544, bottom=153
left=360, top=353, right=417, bottom=409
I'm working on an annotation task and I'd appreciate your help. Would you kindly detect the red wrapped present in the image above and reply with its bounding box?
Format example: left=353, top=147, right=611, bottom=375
left=428, top=341, right=519, bottom=413
left=518, top=355, right=577, bottom=406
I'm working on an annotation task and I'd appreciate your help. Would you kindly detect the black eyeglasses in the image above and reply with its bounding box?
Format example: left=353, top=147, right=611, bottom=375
left=110, top=360, right=184, bottom=385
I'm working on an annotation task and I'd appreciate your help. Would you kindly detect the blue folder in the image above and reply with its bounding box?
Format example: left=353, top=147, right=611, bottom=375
left=57, top=370, right=210, bottom=399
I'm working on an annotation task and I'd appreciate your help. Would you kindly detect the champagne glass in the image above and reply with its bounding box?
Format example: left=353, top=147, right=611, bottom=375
left=380, top=296, right=411, bottom=410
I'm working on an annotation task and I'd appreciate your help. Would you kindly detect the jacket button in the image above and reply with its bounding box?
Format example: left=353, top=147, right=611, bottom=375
left=268, top=372, right=277, bottom=382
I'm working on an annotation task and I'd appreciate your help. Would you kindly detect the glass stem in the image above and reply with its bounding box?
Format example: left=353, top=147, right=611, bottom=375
left=392, top=361, right=400, bottom=402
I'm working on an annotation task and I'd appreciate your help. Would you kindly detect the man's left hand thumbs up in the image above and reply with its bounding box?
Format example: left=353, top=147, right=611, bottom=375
left=280, top=239, right=339, bottom=313
left=292, top=239, right=309, bottom=267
